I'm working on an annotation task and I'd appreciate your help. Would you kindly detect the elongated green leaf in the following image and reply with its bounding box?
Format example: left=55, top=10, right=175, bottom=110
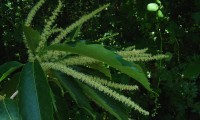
left=88, top=63, right=112, bottom=79
left=48, top=42, right=151, bottom=91
left=0, top=61, right=23, bottom=82
left=0, top=99, right=21, bottom=120
left=49, top=82, right=68, bottom=120
left=76, top=80, right=129, bottom=120
left=23, top=26, right=41, bottom=53
left=53, top=95, right=68, bottom=120
left=18, top=61, right=53, bottom=120
left=1, top=72, right=20, bottom=97
left=53, top=70, right=96, bottom=119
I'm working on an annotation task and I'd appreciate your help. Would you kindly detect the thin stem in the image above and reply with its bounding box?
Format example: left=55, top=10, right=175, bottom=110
left=10, top=90, right=19, bottom=99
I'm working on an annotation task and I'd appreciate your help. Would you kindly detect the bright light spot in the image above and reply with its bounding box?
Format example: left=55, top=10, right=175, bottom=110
left=153, top=37, right=157, bottom=41
left=181, top=74, right=184, bottom=78
left=147, top=71, right=151, bottom=78
left=165, top=29, right=169, bottom=33
left=151, top=31, right=155, bottom=35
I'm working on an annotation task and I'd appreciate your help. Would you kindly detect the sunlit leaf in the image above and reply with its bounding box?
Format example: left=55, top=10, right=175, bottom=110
left=48, top=41, right=151, bottom=91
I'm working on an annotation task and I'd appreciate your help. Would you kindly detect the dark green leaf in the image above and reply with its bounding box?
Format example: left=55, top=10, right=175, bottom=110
left=53, top=70, right=96, bottom=119
left=77, top=80, right=129, bottom=120
left=69, top=24, right=82, bottom=41
left=183, top=59, right=200, bottom=79
left=192, top=12, right=200, bottom=24
left=0, top=99, right=21, bottom=120
left=88, top=63, right=112, bottom=79
left=48, top=42, right=151, bottom=91
left=23, top=26, right=41, bottom=53
left=0, top=61, right=23, bottom=82
left=1, top=72, right=20, bottom=97
left=48, top=81, right=68, bottom=120
left=53, top=95, right=68, bottom=120
left=18, top=61, right=53, bottom=120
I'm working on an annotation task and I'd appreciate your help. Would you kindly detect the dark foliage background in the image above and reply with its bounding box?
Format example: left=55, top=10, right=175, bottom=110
left=1, top=0, right=200, bottom=119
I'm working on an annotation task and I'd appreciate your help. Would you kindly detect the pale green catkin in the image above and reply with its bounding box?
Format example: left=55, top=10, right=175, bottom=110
left=52, top=3, right=110, bottom=44
left=23, top=0, right=170, bottom=116
left=42, top=62, right=149, bottom=115
left=25, top=0, right=45, bottom=26
left=36, top=0, right=62, bottom=53
left=23, top=0, right=45, bottom=61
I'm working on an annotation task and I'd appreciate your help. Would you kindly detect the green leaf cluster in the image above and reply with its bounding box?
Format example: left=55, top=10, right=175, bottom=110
left=0, top=0, right=169, bottom=119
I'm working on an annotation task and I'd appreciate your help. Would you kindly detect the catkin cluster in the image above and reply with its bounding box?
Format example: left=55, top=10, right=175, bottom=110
left=23, top=0, right=169, bottom=116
